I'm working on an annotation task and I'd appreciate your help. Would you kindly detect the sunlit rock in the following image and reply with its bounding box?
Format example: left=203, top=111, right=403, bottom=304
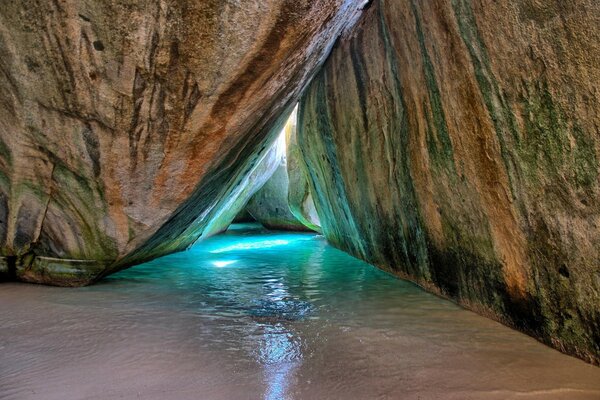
left=286, top=108, right=321, bottom=233
left=298, top=0, right=600, bottom=364
left=0, top=1, right=364, bottom=285
left=189, top=136, right=284, bottom=239
left=246, top=133, right=310, bottom=231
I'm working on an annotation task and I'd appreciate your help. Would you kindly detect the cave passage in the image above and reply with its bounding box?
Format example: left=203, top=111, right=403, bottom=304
left=1, top=223, right=599, bottom=399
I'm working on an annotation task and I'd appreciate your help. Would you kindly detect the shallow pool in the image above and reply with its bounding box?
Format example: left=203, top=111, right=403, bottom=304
left=1, top=223, right=599, bottom=399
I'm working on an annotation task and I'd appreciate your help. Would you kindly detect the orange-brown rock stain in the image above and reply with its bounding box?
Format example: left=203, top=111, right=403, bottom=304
left=299, top=0, right=600, bottom=364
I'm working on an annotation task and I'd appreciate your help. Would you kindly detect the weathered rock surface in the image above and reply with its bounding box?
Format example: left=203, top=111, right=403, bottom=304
left=299, top=0, right=600, bottom=364
left=286, top=108, right=322, bottom=233
left=246, top=109, right=319, bottom=232
left=0, top=0, right=364, bottom=285
left=190, top=137, right=283, bottom=239
left=246, top=134, right=310, bottom=231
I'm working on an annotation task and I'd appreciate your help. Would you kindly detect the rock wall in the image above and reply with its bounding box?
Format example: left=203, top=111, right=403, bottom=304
left=299, top=0, right=600, bottom=364
left=0, top=0, right=364, bottom=285
left=246, top=134, right=310, bottom=231
left=189, top=137, right=284, bottom=239
left=246, top=108, right=320, bottom=232
left=286, top=108, right=322, bottom=233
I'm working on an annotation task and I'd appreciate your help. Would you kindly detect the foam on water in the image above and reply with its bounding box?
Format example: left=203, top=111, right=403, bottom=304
left=1, top=223, right=599, bottom=399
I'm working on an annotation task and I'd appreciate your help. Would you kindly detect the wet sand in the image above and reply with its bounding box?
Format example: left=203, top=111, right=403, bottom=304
left=1, top=224, right=599, bottom=399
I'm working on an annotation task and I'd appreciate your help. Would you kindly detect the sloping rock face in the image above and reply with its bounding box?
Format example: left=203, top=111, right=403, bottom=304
left=299, top=0, right=600, bottom=363
left=246, top=108, right=320, bottom=232
left=0, top=0, right=364, bottom=285
left=246, top=134, right=310, bottom=231
left=286, top=108, right=322, bottom=233
left=190, top=137, right=283, bottom=239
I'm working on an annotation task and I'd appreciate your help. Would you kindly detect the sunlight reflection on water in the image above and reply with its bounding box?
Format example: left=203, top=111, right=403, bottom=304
left=1, top=223, right=600, bottom=400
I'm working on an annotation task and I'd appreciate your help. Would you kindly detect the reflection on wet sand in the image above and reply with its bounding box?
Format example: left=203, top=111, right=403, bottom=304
left=1, top=223, right=599, bottom=400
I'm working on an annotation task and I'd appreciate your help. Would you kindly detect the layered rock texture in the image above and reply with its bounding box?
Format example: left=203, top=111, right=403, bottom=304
left=0, top=0, right=363, bottom=285
left=299, top=0, right=600, bottom=364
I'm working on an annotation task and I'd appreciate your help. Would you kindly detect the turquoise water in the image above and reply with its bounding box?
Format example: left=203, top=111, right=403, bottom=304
left=1, top=223, right=600, bottom=399
left=103, top=223, right=434, bottom=327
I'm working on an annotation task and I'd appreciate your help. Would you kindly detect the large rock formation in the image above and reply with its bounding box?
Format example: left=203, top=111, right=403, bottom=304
left=0, top=0, right=364, bottom=285
left=299, top=0, right=600, bottom=364
left=245, top=109, right=320, bottom=231
left=246, top=138, right=308, bottom=231
left=286, top=108, right=322, bottom=233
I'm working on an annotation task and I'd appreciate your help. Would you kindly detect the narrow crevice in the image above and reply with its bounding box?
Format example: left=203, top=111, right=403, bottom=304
left=6, top=255, right=17, bottom=281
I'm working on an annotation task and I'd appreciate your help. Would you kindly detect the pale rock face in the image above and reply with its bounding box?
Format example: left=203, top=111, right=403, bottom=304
left=0, top=0, right=364, bottom=285
left=286, top=108, right=321, bottom=233
left=246, top=132, right=309, bottom=232
left=246, top=109, right=320, bottom=232
left=195, top=136, right=284, bottom=239
left=298, top=0, right=600, bottom=364
left=246, top=163, right=308, bottom=232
